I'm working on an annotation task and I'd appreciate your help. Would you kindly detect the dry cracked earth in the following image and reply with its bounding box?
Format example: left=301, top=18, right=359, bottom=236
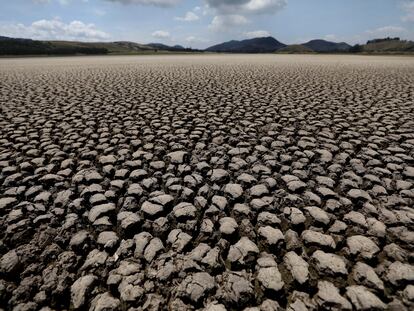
left=0, top=54, right=414, bottom=311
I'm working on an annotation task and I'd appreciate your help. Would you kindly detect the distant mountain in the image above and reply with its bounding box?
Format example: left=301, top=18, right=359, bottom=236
left=366, top=37, right=401, bottom=44
left=303, top=39, right=351, bottom=52
left=206, top=37, right=286, bottom=53
left=173, top=45, right=185, bottom=50
left=361, top=38, right=414, bottom=53
left=0, top=36, right=102, bottom=55
left=1, top=35, right=413, bottom=56
left=0, top=36, right=198, bottom=55
left=147, top=43, right=186, bottom=51
left=0, top=36, right=159, bottom=55
left=277, top=44, right=314, bottom=54
left=147, top=43, right=172, bottom=49
left=111, top=41, right=154, bottom=52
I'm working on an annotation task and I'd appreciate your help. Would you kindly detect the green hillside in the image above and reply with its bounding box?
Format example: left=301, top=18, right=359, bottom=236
left=0, top=37, right=110, bottom=55
left=362, top=38, right=414, bottom=53
left=48, top=40, right=156, bottom=54
left=0, top=36, right=199, bottom=56
left=1, top=35, right=414, bottom=56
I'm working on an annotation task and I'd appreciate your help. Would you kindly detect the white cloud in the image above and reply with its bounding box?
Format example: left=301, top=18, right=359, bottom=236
left=209, top=14, right=249, bottom=31
left=205, top=0, right=286, bottom=15
left=324, top=34, right=337, bottom=41
left=402, top=1, right=414, bottom=22
left=33, top=0, right=72, bottom=4
left=175, top=12, right=199, bottom=22
left=151, top=30, right=170, bottom=39
left=315, top=25, right=410, bottom=46
left=0, top=19, right=110, bottom=41
left=195, top=4, right=210, bottom=16
left=93, top=8, right=107, bottom=16
left=185, top=36, right=197, bottom=43
left=104, top=0, right=180, bottom=7
left=243, top=30, right=270, bottom=38
left=365, top=25, right=406, bottom=37
left=185, top=36, right=208, bottom=43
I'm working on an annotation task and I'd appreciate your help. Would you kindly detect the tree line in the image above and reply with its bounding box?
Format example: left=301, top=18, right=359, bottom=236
left=0, top=38, right=108, bottom=55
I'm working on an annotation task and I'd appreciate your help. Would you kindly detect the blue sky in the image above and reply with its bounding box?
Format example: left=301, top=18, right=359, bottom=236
left=0, top=0, right=413, bottom=48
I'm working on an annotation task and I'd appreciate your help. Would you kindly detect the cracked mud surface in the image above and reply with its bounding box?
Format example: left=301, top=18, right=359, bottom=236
left=0, top=54, right=414, bottom=310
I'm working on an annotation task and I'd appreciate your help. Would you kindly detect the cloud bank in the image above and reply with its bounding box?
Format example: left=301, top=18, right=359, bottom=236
left=205, top=0, right=286, bottom=15
left=0, top=19, right=110, bottom=41
left=243, top=30, right=271, bottom=38
left=208, top=15, right=249, bottom=32
left=104, top=0, right=181, bottom=7
left=151, top=30, right=170, bottom=39
left=402, top=1, right=414, bottom=22
left=175, top=12, right=200, bottom=22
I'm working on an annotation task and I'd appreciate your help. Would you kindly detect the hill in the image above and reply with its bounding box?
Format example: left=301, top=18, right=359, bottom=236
left=303, top=39, right=351, bottom=52
left=1, top=35, right=413, bottom=56
left=147, top=43, right=187, bottom=51
left=277, top=44, right=314, bottom=54
left=362, top=38, right=414, bottom=53
left=47, top=40, right=154, bottom=54
left=206, top=37, right=286, bottom=53
left=0, top=36, right=200, bottom=56
left=0, top=37, right=111, bottom=55
left=0, top=36, right=155, bottom=55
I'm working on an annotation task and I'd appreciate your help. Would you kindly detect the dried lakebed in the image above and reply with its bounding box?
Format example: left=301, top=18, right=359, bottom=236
left=0, top=54, right=414, bottom=310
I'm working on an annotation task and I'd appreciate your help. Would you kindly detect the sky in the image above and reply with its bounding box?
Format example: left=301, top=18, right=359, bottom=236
left=0, top=0, right=413, bottom=49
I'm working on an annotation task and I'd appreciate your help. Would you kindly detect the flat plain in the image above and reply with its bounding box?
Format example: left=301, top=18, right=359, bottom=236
left=0, top=54, right=414, bottom=310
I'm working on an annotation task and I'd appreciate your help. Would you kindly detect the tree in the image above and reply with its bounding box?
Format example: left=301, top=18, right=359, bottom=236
left=349, top=44, right=363, bottom=53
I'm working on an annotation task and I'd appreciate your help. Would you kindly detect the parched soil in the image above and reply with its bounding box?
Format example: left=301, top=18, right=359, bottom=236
left=0, top=54, right=414, bottom=310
